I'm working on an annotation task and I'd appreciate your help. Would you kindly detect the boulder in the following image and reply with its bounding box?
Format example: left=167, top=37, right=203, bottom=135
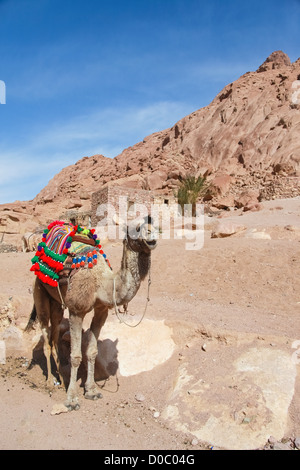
left=245, top=229, right=271, bottom=240
left=210, top=174, right=233, bottom=196
left=211, top=221, right=246, bottom=238
left=234, top=189, right=260, bottom=211
left=146, top=170, right=168, bottom=190
left=212, top=195, right=235, bottom=210
left=66, top=199, right=83, bottom=209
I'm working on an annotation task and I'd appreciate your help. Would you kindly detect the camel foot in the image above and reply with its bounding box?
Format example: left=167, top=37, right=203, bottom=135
left=84, top=391, right=103, bottom=401
left=46, top=376, right=56, bottom=391
left=65, top=401, right=80, bottom=411
left=57, top=373, right=66, bottom=390
left=65, top=395, right=80, bottom=411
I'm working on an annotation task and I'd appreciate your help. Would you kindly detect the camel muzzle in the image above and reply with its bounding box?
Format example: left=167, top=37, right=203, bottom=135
left=143, top=238, right=157, bottom=250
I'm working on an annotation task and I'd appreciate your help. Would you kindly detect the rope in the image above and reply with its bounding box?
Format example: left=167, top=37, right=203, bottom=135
left=113, top=270, right=151, bottom=328
left=57, top=282, right=67, bottom=310
left=56, top=266, right=152, bottom=326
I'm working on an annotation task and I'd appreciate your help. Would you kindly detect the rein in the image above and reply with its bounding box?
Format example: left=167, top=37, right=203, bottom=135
left=57, top=266, right=152, bottom=327
left=112, top=269, right=151, bottom=328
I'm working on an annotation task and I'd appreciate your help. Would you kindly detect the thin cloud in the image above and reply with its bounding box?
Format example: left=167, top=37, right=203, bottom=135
left=0, top=100, right=193, bottom=203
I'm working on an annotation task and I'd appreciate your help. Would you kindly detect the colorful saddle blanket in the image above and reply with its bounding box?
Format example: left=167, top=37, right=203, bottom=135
left=30, top=220, right=111, bottom=287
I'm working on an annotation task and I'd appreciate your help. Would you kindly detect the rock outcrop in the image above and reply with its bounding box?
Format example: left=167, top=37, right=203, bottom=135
left=1, top=50, right=300, bottom=244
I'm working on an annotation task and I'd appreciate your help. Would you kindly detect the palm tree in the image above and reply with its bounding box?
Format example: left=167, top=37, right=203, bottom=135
left=176, top=175, right=208, bottom=217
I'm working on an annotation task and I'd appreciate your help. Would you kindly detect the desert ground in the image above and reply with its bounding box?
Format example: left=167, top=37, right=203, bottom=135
left=0, top=197, right=299, bottom=451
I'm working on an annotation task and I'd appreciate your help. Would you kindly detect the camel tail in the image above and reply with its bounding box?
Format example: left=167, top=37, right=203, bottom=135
left=24, top=304, right=37, bottom=332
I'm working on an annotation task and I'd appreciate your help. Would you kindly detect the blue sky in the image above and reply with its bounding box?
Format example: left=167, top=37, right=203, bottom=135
left=0, top=0, right=299, bottom=203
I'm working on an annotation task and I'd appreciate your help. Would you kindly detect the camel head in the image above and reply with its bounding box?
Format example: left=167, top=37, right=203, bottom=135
left=129, top=215, right=158, bottom=253
left=114, top=214, right=158, bottom=254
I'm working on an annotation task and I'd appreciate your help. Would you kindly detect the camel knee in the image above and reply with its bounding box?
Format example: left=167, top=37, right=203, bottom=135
left=87, top=351, right=98, bottom=367
left=70, top=354, right=82, bottom=369
left=86, top=342, right=98, bottom=361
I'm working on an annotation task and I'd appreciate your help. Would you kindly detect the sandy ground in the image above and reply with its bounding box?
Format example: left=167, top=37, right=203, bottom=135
left=0, top=197, right=299, bottom=451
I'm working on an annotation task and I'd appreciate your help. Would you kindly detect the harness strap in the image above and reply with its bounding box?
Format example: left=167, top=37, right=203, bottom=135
left=112, top=269, right=151, bottom=328
left=57, top=282, right=67, bottom=310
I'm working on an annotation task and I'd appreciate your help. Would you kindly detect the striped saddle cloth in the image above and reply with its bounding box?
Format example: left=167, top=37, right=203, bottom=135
left=30, top=220, right=111, bottom=287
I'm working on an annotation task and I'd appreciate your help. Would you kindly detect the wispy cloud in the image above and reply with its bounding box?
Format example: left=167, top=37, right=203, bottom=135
left=0, top=100, right=193, bottom=203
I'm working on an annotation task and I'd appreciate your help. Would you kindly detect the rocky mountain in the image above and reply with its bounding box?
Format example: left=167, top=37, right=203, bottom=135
left=1, top=50, right=300, bottom=246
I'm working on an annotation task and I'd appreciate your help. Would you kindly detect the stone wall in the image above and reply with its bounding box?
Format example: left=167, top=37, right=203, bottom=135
left=91, top=185, right=177, bottom=226
left=232, top=173, right=300, bottom=201
left=59, top=209, right=91, bottom=227
left=91, top=186, right=156, bottom=226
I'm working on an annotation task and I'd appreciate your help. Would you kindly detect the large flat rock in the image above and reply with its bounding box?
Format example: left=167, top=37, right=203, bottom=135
left=162, top=339, right=297, bottom=450
left=96, top=318, right=175, bottom=377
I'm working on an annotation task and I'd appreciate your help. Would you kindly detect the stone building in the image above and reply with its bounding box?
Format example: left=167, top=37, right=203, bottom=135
left=59, top=209, right=92, bottom=227
left=91, top=185, right=175, bottom=227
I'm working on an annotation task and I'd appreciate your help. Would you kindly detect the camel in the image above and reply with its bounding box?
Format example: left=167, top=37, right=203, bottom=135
left=25, top=215, right=157, bottom=410
left=22, top=230, right=44, bottom=252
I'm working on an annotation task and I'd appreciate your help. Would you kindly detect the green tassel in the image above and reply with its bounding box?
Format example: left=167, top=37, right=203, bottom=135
left=39, top=263, right=58, bottom=280
left=43, top=244, right=67, bottom=263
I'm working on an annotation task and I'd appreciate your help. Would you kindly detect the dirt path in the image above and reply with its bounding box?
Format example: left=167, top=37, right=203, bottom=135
left=0, top=198, right=299, bottom=450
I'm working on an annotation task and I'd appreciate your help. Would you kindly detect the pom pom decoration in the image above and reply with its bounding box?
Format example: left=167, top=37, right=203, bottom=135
left=30, top=220, right=112, bottom=287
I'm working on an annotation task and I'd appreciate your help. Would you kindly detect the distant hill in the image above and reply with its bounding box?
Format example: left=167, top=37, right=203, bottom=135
left=1, top=50, right=300, bottom=244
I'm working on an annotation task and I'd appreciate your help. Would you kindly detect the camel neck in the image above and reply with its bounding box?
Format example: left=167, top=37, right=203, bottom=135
left=114, top=240, right=151, bottom=305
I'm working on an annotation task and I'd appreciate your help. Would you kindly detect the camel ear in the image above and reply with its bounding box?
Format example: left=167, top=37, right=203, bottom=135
left=144, top=215, right=153, bottom=225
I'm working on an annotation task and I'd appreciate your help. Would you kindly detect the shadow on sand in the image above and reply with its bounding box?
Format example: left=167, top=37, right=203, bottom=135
left=28, top=318, right=119, bottom=392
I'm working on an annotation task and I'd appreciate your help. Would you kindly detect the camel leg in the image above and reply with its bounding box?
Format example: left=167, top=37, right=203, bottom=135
left=41, top=326, right=54, bottom=389
left=84, top=304, right=108, bottom=400
left=49, top=298, right=65, bottom=388
left=65, top=311, right=84, bottom=411
left=33, top=280, right=55, bottom=389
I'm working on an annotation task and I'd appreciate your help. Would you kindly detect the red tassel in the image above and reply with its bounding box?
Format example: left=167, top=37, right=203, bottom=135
left=88, top=262, right=93, bottom=268
left=47, top=220, right=65, bottom=230
left=31, top=262, right=40, bottom=271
